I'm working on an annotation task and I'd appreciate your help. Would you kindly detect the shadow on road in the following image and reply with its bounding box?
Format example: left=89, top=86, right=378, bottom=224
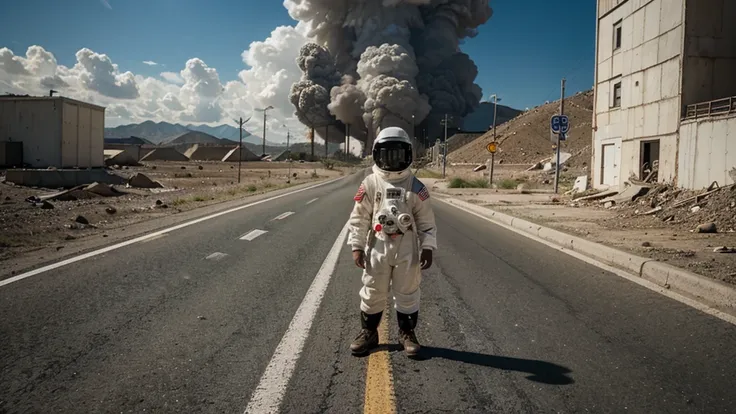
left=410, top=347, right=575, bottom=385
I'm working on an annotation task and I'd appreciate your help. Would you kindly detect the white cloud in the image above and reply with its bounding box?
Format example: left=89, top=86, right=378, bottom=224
left=143, top=60, right=158, bottom=66
left=160, top=71, right=184, bottom=84
left=0, top=26, right=317, bottom=142
left=100, top=0, right=112, bottom=10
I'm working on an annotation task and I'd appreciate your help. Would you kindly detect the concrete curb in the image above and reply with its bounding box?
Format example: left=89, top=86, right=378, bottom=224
left=436, top=195, right=736, bottom=316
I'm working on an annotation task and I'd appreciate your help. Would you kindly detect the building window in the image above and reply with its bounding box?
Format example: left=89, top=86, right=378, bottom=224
left=613, top=20, right=622, bottom=51
left=612, top=82, right=622, bottom=108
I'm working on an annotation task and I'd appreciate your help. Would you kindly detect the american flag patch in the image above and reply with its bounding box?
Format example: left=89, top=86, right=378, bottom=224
left=354, top=184, right=366, bottom=202
left=411, top=177, right=430, bottom=201
left=417, top=186, right=430, bottom=201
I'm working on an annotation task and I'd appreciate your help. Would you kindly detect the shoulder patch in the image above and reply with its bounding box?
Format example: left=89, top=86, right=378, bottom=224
left=354, top=183, right=366, bottom=202
left=411, top=177, right=430, bottom=201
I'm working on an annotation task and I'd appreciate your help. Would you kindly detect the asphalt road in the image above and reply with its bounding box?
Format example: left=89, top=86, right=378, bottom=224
left=1, top=171, right=735, bottom=414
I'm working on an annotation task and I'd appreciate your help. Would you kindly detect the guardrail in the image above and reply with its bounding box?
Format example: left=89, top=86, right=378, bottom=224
left=684, top=96, right=736, bottom=120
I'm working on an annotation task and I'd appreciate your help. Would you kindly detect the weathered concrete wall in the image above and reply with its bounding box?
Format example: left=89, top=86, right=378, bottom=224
left=594, top=0, right=685, bottom=188
left=678, top=114, right=736, bottom=189
left=682, top=0, right=736, bottom=107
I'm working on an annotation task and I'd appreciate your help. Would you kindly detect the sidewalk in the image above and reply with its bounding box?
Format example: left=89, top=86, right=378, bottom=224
left=422, top=178, right=736, bottom=296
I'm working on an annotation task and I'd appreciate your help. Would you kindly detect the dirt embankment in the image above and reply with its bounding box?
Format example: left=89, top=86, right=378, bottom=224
left=449, top=90, right=594, bottom=166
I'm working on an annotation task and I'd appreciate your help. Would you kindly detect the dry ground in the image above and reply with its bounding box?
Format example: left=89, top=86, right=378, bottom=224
left=421, top=167, right=736, bottom=285
left=0, top=161, right=353, bottom=262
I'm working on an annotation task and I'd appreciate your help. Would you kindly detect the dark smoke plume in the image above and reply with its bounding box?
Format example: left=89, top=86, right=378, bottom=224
left=286, top=0, right=493, bottom=146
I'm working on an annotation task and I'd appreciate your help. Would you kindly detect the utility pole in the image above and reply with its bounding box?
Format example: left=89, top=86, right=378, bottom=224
left=310, top=126, right=315, bottom=161
left=489, top=94, right=499, bottom=186
left=238, top=117, right=243, bottom=184
left=345, top=124, right=350, bottom=162
left=554, top=78, right=566, bottom=194
left=287, top=129, right=291, bottom=181
left=325, top=125, right=329, bottom=158
left=255, top=106, right=273, bottom=157
left=442, top=113, right=449, bottom=178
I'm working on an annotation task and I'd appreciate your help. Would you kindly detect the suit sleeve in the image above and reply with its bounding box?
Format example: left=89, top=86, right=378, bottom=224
left=411, top=178, right=438, bottom=251
left=347, top=177, right=374, bottom=251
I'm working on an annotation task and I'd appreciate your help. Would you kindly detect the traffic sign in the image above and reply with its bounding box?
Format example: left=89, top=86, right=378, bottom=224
left=486, top=142, right=497, bottom=154
left=550, top=115, right=570, bottom=135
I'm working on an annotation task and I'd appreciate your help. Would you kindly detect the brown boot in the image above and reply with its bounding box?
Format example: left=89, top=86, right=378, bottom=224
left=397, top=311, right=421, bottom=357
left=350, top=311, right=382, bottom=356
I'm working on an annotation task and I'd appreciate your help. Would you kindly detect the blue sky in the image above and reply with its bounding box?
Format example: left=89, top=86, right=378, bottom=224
left=1, top=0, right=596, bottom=114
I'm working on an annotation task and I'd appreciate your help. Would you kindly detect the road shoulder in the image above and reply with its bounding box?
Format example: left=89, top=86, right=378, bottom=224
left=429, top=188, right=736, bottom=320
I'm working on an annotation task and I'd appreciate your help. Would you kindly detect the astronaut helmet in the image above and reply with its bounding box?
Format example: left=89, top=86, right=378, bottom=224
left=372, top=126, right=413, bottom=173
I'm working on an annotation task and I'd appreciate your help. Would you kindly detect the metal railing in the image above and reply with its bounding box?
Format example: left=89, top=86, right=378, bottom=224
left=684, top=96, right=736, bottom=119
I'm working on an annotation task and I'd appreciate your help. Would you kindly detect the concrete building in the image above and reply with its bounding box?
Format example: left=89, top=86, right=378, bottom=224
left=0, top=96, right=106, bottom=168
left=593, top=0, right=736, bottom=189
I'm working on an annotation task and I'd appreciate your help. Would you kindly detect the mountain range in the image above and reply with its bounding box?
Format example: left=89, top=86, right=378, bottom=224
left=104, top=121, right=280, bottom=147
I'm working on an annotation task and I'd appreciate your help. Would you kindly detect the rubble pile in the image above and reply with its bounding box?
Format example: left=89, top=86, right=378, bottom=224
left=581, top=183, right=736, bottom=233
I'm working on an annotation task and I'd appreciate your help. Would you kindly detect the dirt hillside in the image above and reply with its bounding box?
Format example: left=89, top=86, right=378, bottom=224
left=449, top=90, right=594, bottom=165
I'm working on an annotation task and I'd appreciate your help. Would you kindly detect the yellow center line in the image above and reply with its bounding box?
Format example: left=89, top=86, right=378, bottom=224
left=363, top=310, right=397, bottom=414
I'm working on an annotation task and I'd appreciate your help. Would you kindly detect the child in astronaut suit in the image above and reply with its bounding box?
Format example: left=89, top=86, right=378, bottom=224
left=347, top=126, right=437, bottom=357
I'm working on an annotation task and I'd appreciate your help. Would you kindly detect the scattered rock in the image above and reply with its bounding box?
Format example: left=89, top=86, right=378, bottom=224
left=641, top=241, right=652, bottom=247
left=64, top=235, right=76, bottom=240
left=197, top=315, right=207, bottom=320
left=181, top=166, right=187, bottom=170
left=41, top=200, right=54, bottom=209
left=690, top=205, right=701, bottom=213
left=152, top=166, right=157, bottom=170
left=75, top=215, right=89, bottom=225
left=696, top=222, right=717, bottom=233
left=155, top=199, right=163, bottom=205
left=713, top=246, right=736, bottom=253
left=103, top=234, right=108, bottom=238
left=198, top=165, right=204, bottom=170
left=604, top=201, right=615, bottom=209
left=4, top=196, right=10, bottom=201
left=105, top=206, right=117, bottom=215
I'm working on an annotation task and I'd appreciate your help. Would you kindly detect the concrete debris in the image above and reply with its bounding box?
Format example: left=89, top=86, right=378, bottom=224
left=41, top=200, right=54, bottom=209
left=640, top=206, right=662, bottom=215
left=75, top=215, right=89, bottom=225
left=604, top=201, right=615, bottom=209
left=601, top=184, right=649, bottom=205
left=128, top=173, right=163, bottom=189
left=105, top=206, right=117, bottom=215
left=641, top=241, right=652, bottom=247
left=696, top=222, right=717, bottom=233
left=575, top=189, right=618, bottom=201
left=85, top=182, right=121, bottom=197
left=713, top=246, right=736, bottom=253
left=572, top=176, right=588, bottom=193
left=473, top=164, right=487, bottom=172
left=690, top=206, right=701, bottom=213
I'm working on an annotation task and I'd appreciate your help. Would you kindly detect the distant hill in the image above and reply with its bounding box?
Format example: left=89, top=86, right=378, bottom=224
left=449, top=89, right=594, bottom=165
left=104, top=121, right=279, bottom=147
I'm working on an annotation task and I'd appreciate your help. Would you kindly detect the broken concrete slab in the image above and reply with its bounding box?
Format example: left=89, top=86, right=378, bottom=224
left=572, top=176, right=588, bottom=193
left=85, top=182, right=123, bottom=197
left=222, top=146, right=261, bottom=162
left=128, top=173, right=164, bottom=189
left=600, top=184, right=649, bottom=204
left=574, top=189, right=618, bottom=201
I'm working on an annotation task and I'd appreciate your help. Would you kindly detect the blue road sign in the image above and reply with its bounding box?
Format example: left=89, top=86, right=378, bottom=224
left=550, top=115, right=570, bottom=135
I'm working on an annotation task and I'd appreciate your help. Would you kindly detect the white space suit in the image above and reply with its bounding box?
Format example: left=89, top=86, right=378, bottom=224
left=347, top=127, right=437, bottom=357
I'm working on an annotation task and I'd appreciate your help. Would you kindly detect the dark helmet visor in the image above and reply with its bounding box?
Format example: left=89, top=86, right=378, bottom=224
left=373, top=141, right=413, bottom=172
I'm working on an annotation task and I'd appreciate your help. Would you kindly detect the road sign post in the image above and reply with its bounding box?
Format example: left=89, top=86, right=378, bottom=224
left=486, top=141, right=497, bottom=186
left=553, top=79, right=567, bottom=194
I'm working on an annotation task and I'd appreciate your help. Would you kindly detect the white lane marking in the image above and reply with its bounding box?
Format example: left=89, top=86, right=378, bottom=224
left=0, top=176, right=345, bottom=288
left=140, top=233, right=168, bottom=243
left=271, top=211, right=295, bottom=221
left=243, top=222, right=349, bottom=414
left=437, top=198, right=736, bottom=327
left=240, top=229, right=268, bottom=241
left=205, top=252, right=229, bottom=261
left=306, top=198, right=318, bottom=205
